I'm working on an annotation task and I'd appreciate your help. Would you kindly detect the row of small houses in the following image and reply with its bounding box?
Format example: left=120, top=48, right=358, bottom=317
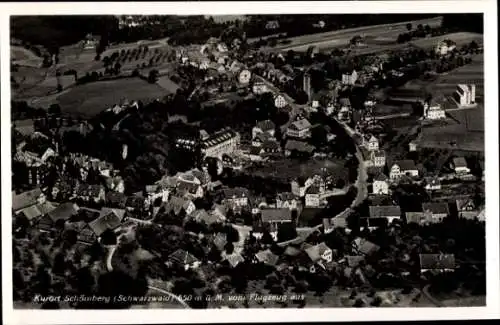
left=168, top=233, right=456, bottom=277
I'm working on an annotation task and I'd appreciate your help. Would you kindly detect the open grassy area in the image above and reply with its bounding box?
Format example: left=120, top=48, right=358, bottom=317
left=417, top=121, right=484, bottom=152
left=53, top=77, right=166, bottom=117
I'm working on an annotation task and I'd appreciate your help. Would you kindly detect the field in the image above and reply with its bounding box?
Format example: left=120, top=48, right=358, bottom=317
left=11, top=46, right=43, bottom=67
left=50, top=78, right=166, bottom=117
left=417, top=119, right=484, bottom=152
left=11, top=39, right=174, bottom=104
left=267, top=16, right=443, bottom=52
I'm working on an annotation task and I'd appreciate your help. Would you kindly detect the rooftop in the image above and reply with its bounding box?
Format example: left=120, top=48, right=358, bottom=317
left=368, top=205, right=401, bottom=218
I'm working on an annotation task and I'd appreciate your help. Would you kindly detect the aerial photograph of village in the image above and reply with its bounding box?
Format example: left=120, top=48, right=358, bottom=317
left=10, top=13, right=485, bottom=309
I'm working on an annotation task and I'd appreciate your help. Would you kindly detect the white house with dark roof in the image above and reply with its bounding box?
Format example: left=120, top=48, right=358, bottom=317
left=452, top=157, right=470, bottom=174
left=286, top=118, right=312, bottom=139
left=372, top=173, right=389, bottom=195
left=390, top=160, right=419, bottom=180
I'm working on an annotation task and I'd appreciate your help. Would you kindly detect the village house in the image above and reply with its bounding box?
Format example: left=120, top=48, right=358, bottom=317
left=222, top=187, right=250, bottom=209
left=163, top=196, right=196, bottom=216
left=260, top=208, right=294, bottom=238
left=252, top=119, right=276, bottom=139
left=304, top=242, right=333, bottom=273
left=422, top=202, right=449, bottom=222
left=222, top=252, right=245, bottom=268
left=405, top=212, right=429, bottom=225
left=251, top=132, right=273, bottom=147
left=177, top=181, right=204, bottom=199
left=12, top=188, right=46, bottom=213
left=408, top=141, right=418, bottom=152
left=424, top=176, right=442, bottom=191
left=87, top=207, right=126, bottom=238
left=352, top=237, right=380, bottom=256
left=456, top=198, right=480, bottom=220
left=364, top=149, right=386, bottom=168
left=363, top=134, right=380, bottom=151
left=254, top=249, right=279, bottom=267
left=342, top=69, right=358, bottom=85
left=144, top=183, right=170, bottom=208
left=372, top=173, right=390, bottom=195
left=192, top=209, right=223, bottom=225
left=211, top=204, right=229, bottom=222
left=15, top=200, right=57, bottom=226
left=284, top=140, right=315, bottom=157
left=276, top=192, right=299, bottom=210
left=423, top=102, right=446, bottom=120
left=37, top=202, right=79, bottom=232
left=452, top=157, right=470, bottom=174
left=435, top=40, right=456, bottom=56
left=200, top=128, right=241, bottom=159
left=367, top=205, right=402, bottom=228
left=168, top=249, right=201, bottom=271
left=286, top=118, right=312, bottom=139
left=252, top=82, right=269, bottom=95
left=419, top=254, right=455, bottom=274
left=305, top=185, right=327, bottom=208
left=390, top=160, right=419, bottom=180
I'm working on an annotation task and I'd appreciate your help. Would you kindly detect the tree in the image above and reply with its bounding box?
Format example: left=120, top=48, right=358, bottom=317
left=406, top=23, right=413, bottom=31
left=148, top=69, right=159, bottom=83
left=114, top=62, right=122, bottom=75
left=277, top=223, right=297, bottom=243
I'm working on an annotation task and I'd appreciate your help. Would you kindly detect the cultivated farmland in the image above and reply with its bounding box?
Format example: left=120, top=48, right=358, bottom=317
left=267, top=16, right=443, bottom=52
